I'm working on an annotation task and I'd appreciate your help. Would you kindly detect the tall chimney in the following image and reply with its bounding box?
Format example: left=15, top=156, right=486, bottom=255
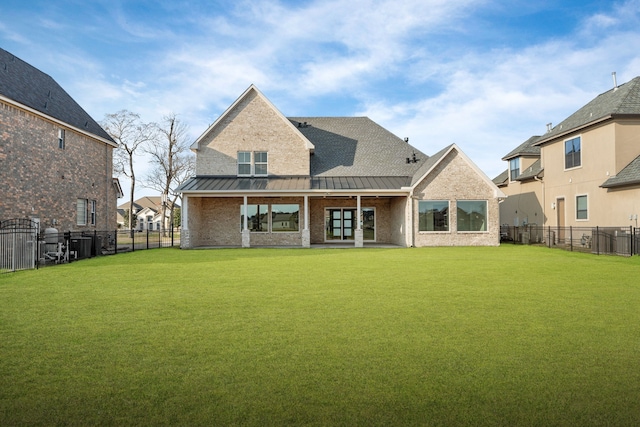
left=612, top=71, right=618, bottom=90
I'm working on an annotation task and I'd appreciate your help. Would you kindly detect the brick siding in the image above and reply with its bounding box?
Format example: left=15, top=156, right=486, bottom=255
left=0, top=101, right=118, bottom=231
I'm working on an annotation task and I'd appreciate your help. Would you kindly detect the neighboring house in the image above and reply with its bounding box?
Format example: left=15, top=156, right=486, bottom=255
left=178, top=85, right=504, bottom=248
left=117, top=196, right=179, bottom=230
left=0, top=47, right=122, bottom=231
left=493, top=135, right=544, bottom=227
left=495, top=75, right=640, bottom=229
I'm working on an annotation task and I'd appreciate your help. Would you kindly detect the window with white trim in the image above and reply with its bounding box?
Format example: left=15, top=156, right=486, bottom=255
left=271, top=204, right=299, bottom=232
left=254, top=151, right=268, bottom=176
left=457, top=200, right=488, bottom=232
left=77, top=199, right=87, bottom=225
left=90, top=200, right=96, bottom=225
left=418, top=200, right=449, bottom=231
left=509, top=158, right=520, bottom=181
left=565, top=136, right=581, bottom=169
left=241, top=204, right=268, bottom=232
left=576, top=195, right=588, bottom=220
left=238, top=151, right=251, bottom=176
left=58, top=128, right=65, bottom=149
left=237, top=151, right=268, bottom=176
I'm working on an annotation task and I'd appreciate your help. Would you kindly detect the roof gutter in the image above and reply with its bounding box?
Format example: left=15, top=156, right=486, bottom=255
left=533, top=115, right=612, bottom=146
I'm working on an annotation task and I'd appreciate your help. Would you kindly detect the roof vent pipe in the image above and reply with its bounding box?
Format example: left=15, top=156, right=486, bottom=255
left=546, top=123, right=552, bottom=133
left=612, top=71, right=618, bottom=90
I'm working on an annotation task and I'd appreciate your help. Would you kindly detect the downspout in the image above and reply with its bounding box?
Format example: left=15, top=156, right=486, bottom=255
left=105, top=143, right=109, bottom=231
left=534, top=174, right=544, bottom=226
left=409, top=188, right=415, bottom=247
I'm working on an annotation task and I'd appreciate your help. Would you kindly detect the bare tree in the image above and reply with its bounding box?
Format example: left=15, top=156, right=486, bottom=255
left=143, top=113, right=194, bottom=233
left=101, top=110, right=155, bottom=234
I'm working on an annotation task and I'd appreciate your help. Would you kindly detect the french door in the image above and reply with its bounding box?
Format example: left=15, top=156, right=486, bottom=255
left=325, top=208, right=375, bottom=241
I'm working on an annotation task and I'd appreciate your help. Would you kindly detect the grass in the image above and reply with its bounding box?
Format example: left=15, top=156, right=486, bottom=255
left=1, top=246, right=640, bottom=426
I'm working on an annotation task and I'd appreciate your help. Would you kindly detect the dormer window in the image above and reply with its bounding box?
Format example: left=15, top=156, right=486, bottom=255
left=509, top=158, right=520, bottom=181
left=237, top=151, right=268, bottom=176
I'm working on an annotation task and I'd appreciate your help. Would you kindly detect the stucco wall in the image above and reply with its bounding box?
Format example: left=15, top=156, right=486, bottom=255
left=498, top=180, right=545, bottom=227
left=195, top=90, right=311, bottom=176
left=413, top=150, right=500, bottom=246
left=541, top=121, right=640, bottom=227
left=0, top=101, right=118, bottom=231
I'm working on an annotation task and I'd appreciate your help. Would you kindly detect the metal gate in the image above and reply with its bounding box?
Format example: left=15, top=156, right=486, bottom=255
left=1, top=219, right=38, bottom=273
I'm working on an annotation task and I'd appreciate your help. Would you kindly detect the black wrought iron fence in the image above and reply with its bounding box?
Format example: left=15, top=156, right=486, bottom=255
left=501, top=225, right=638, bottom=256
left=2, top=227, right=180, bottom=273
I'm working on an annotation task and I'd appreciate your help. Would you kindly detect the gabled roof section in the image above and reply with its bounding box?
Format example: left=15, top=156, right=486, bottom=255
left=502, top=135, right=541, bottom=161
left=410, top=144, right=506, bottom=198
left=290, top=117, right=427, bottom=177
left=601, top=154, right=640, bottom=188
left=0, top=48, right=115, bottom=145
left=492, top=169, right=509, bottom=187
left=516, top=159, right=543, bottom=181
left=535, top=76, right=640, bottom=145
left=191, top=84, right=314, bottom=152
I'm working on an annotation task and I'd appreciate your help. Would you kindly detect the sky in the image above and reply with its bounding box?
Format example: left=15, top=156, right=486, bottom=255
left=2, top=0, right=640, bottom=200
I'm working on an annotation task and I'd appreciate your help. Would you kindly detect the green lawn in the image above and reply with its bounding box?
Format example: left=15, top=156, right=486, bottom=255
left=1, top=246, right=639, bottom=426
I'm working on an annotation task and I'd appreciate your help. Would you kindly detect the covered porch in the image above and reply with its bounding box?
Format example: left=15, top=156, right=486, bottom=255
left=180, top=192, right=411, bottom=249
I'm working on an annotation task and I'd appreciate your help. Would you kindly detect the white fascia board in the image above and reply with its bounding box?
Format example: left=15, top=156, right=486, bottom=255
left=411, top=144, right=506, bottom=199
left=190, top=84, right=315, bottom=152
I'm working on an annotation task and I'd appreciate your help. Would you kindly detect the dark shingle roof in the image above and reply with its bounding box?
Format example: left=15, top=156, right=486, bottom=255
left=601, top=155, right=640, bottom=188
left=0, top=47, right=114, bottom=143
left=410, top=144, right=454, bottom=186
left=289, top=117, right=427, bottom=177
left=502, top=135, right=541, bottom=160
left=536, top=76, right=640, bottom=145
left=516, top=159, right=543, bottom=181
left=492, top=169, right=509, bottom=187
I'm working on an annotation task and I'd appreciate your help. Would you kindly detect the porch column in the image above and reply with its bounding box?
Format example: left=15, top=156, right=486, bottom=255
left=302, top=195, right=310, bottom=248
left=355, top=195, right=363, bottom=247
left=242, top=195, right=250, bottom=248
left=180, top=195, right=191, bottom=248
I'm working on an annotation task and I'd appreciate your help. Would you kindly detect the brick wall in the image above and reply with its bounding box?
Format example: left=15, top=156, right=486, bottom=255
left=0, top=101, right=118, bottom=231
left=195, top=90, right=311, bottom=176
left=412, top=150, right=500, bottom=246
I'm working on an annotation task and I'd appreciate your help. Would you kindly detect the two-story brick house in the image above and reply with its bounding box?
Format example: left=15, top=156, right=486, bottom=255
left=178, top=85, right=504, bottom=248
left=0, top=48, right=121, bottom=231
left=496, top=75, right=640, bottom=229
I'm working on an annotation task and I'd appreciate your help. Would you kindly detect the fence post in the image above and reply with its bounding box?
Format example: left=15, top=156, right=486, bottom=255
left=114, top=230, right=118, bottom=254
left=132, top=229, right=135, bottom=252
left=570, top=226, right=573, bottom=252
left=171, top=225, right=174, bottom=247
left=596, top=226, right=599, bottom=255
left=146, top=229, right=149, bottom=250
left=630, top=226, right=634, bottom=256
left=159, top=228, right=161, bottom=248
